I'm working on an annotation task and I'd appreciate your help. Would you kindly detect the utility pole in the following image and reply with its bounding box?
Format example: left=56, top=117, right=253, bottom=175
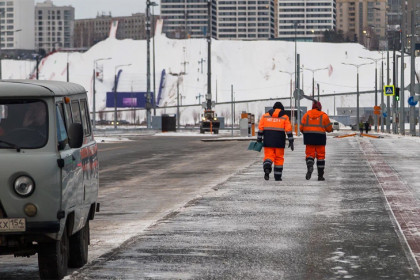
left=169, top=72, right=185, bottom=130
left=381, top=55, right=384, bottom=132
left=392, top=48, right=397, bottom=134
left=206, top=0, right=212, bottom=110
left=231, top=84, right=234, bottom=136
left=342, top=62, right=373, bottom=127
left=409, top=9, right=416, bottom=136
left=297, top=54, right=301, bottom=137
left=386, top=45, right=391, bottom=133
left=152, top=4, right=157, bottom=116
left=400, top=0, right=405, bottom=135
left=146, top=0, right=158, bottom=129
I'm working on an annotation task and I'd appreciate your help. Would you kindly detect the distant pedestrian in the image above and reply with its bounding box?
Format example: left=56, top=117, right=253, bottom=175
left=257, top=102, right=294, bottom=181
left=364, top=121, right=370, bottom=134
left=359, top=122, right=364, bottom=136
left=300, top=101, right=333, bottom=181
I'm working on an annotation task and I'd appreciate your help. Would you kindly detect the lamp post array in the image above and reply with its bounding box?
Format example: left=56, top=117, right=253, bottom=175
left=146, top=0, right=158, bottom=129
left=303, top=67, right=328, bottom=100
left=342, top=62, right=373, bottom=127
left=92, top=57, right=111, bottom=130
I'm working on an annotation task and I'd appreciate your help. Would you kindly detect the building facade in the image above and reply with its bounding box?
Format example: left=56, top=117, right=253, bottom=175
left=160, top=0, right=209, bottom=39
left=35, top=0, right=74, bottom=53
left=277, top=0, right=336, bottom=41
left=0, top=0, right=34, bottom=52
left=336, top=0, right=386, bottom=49
left=212, top=0, right=275, bottom=39
left=73, top=13, right=146, bottom=49
left=161, top=0, right=275, bottom=40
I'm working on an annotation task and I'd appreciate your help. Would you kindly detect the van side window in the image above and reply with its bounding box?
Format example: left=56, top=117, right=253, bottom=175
left=56, top=104, right=68, bottom=144
left=80, top=99, right=91, bottom=136
left=65, top=103, right=72, bottom=126
left=71, top=101, right=82, bottom=124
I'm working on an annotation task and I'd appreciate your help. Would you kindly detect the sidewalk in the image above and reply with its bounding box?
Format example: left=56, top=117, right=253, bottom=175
left=73, top=134, right=420, bottom=279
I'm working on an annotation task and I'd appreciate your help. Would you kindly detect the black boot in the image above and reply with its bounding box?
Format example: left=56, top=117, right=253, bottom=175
left=317, top=159, right=325, bottom=181
left=263, top=160, right=272, bottom=181
left=305, top=157, right=314, bottom=180
left=274, top=166, right=283, bottom=181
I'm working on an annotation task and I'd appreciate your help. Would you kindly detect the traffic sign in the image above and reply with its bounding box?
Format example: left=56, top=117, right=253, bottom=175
left=293, top=88, right=304, bottom=100
left=373, top=105, right=381, bottom=115
left=384, top=85, right=395, bottom=96
left=408, top=96, right=419, bottom=106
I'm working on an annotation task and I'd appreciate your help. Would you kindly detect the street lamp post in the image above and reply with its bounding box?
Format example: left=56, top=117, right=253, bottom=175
left=146, top=0, right=158, bottom=129
left=359, top=56, right=384, bottom=132
left=303, top=67, right=328, bottom=100
left=279, top=70, right=295, bottom=129
left=92, top=57, right=111, bottom=130
left=169, top=72, right=186, bottom=130
left=342, top=62, right=373, bottom=127
left=114, top=64, right=131, bottom=129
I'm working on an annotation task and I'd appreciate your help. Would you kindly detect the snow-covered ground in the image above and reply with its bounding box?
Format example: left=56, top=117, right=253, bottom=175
left=2, top=20, right=419, bottom=126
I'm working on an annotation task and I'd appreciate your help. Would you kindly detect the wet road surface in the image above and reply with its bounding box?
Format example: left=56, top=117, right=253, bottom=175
left=70, top=135, right=420, bottom=279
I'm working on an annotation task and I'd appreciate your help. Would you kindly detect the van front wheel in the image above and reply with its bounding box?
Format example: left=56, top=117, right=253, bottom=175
left=38, top=226, right=69, bottom=280
left=68, top=220, right=89, bottom=268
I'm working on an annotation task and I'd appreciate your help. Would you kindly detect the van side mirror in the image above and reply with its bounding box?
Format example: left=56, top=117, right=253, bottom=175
left=68, top=123, right=83, bottom=148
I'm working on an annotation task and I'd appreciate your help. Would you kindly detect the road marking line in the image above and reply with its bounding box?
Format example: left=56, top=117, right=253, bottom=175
left=361, top=140, right=420, bottom=270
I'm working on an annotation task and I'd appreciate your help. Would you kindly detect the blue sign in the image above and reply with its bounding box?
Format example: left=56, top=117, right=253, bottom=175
left=382, top=112, right=387, bottom=118
left=106, top=92, right=155, bottom=108
left=408, top=96, right=418, bottom=106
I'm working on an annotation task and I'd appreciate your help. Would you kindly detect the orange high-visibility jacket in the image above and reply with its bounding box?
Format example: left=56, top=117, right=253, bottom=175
left=258, top=108, right=293, bottom=148
left=300, top=109, right=333, bottom=145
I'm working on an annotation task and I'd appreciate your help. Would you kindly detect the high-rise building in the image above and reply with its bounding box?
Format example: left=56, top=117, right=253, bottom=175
left=161, top=0, right=275, bottom=40
left=73, top=13, right=147, bottom=50
left=35, top=0, right=74, bottom=52
left=212, top=0, right=275, bottom=39
left=336, top=0, right=386, bottom=49
left=277, top=0, right=336, bottom=41
left=0, top=0, right=34, bottom=51
left=160, top=0, right=209, bottom=39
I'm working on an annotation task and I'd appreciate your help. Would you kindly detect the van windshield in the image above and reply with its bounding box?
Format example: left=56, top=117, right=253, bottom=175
left=0, top=100, right=48, bottom=149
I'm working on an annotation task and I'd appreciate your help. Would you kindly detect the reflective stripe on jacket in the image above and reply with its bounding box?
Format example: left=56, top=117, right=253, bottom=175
left=258, top=109, right=293, bottom=148
left=299, top=109, right=332, bottom=145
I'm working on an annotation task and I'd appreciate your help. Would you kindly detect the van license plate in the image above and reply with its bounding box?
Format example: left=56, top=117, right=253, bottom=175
left=0, top=218, right=26, bottom=232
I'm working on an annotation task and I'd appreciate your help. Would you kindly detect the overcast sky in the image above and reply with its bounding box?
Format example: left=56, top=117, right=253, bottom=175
left=35, top=0, right=161, bottom=19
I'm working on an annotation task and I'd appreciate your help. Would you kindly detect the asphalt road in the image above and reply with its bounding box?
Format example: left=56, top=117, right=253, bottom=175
left=70, top=134, right=420, bottom=280
left=0, top=135, right=258, bottom=279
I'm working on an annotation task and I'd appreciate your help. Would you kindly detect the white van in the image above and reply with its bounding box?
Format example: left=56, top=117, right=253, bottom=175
left=332, top=121, right=340, bottom=131
left=0, top=80, right=99, bottom=279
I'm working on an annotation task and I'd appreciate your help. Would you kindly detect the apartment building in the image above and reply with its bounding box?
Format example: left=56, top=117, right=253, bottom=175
left=336, top=0, right=386, bottom=49
left=277, top=0, right=336, bottom=41
left=73, top=13, right=147, bottom=49
left=0, top=0, right=34, bottom=51
left=160, top=0, right=209, bottom=39
left=212, top=0, right=275, bottom=39
left=35, top=0, right=74, bottom=52
left=161, top=0, right=275, bottom=40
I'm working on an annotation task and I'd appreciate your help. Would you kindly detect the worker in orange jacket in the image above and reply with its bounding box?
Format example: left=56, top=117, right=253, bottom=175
left=257, top=102, right=294, bottom=181
left=300, top=101, right=333, bottom=181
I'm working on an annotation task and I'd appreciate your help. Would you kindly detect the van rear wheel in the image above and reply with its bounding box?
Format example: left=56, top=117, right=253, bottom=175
left=38, top=226, right=69, bottom=280
left=69, top=220, right=90, bottom=268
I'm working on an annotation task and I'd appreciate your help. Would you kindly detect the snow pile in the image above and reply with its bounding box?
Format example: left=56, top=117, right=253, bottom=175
left=5, top=20, right=420, bottom=125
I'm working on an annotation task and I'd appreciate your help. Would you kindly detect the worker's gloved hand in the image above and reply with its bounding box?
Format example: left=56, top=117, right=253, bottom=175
left=257, top=133, right=263, bottom=143
left=288, top=139, right=294, bottom=151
